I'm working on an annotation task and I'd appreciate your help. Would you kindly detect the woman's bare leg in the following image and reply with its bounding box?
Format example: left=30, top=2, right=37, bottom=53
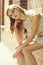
left=13, top=51, right=26, bottom=65
left=23, top=51, right=37, bottom=65
left=22, top=41, right=43, bottom=65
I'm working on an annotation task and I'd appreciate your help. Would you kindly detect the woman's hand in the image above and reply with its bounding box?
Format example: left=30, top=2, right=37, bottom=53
left=13, top=42, right=28, bottom=58
left=13, top=45, right=22, bottom=58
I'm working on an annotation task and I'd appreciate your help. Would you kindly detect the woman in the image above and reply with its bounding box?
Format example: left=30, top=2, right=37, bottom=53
left=6, top=4, right=43, bottom=65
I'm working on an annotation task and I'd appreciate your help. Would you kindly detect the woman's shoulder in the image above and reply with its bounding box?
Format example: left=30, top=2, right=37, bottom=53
left=26, top=9, right=40, bottom=16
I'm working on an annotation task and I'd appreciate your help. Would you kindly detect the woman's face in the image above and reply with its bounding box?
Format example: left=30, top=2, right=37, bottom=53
left=8, top=8, right=21, bottom=19
left=7, top=8, right=26, bottom=31
left=8, top=8, right=24, bottom=31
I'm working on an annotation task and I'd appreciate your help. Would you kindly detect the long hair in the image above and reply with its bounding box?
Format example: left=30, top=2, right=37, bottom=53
left=6, top=4, right=26, bottom=33
left=10, top=18, right=15, bottom=33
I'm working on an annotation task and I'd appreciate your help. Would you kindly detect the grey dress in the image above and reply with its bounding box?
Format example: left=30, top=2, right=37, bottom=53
left=24, top=9, right=43, bottom=45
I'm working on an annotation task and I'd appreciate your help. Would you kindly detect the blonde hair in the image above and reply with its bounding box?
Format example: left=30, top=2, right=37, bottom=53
left=6, top=4, right=26, bottom=34
left=6, top=4, right=26, bottom=16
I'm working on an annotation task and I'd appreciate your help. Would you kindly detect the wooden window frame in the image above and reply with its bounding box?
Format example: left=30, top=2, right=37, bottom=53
left=2, top=0, right=4, bottom=25
left=20, top=0, right=27, bottom=9
left=9, top=0, right=13, bottom=5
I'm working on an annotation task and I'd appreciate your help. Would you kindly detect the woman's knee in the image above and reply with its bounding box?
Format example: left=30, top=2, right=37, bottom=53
left=22, top=47, right=29, bottom=54
left=17, top=51, right=22, bottom=56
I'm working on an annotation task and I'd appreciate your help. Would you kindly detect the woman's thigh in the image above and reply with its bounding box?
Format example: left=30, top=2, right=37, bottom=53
left=22, top=41, right=43, bottom=52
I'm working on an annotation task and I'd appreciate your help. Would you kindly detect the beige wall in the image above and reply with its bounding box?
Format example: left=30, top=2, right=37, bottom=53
left=4, top=0, right=10, bottom=30
left=27, top=0, right=31, bottom=9
left=31, top=0, right=43, bottom=14
left=0, top=0, right=2, bottom=25
left=0, top=0, right=2, bottom=41
left=13, top=0, right=20, bottom=5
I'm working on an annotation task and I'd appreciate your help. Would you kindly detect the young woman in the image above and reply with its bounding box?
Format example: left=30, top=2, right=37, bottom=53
left=6, top=4, right=43, bottom=65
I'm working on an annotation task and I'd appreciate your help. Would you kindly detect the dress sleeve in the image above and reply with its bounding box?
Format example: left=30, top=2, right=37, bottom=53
left=27, top=9, right=40, bottom=17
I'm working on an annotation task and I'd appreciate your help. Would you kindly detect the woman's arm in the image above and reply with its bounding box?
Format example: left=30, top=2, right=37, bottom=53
left=13, top=14, right=41, bottom=58
left=22, top=14, right=41, bottom=46
left=15, top=28, right=24, bottom=45
left=18, top=14, right=41, bottom=49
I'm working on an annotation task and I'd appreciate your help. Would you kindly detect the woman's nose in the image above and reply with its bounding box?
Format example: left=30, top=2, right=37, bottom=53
left=14, top=13, right=17, bottom=18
